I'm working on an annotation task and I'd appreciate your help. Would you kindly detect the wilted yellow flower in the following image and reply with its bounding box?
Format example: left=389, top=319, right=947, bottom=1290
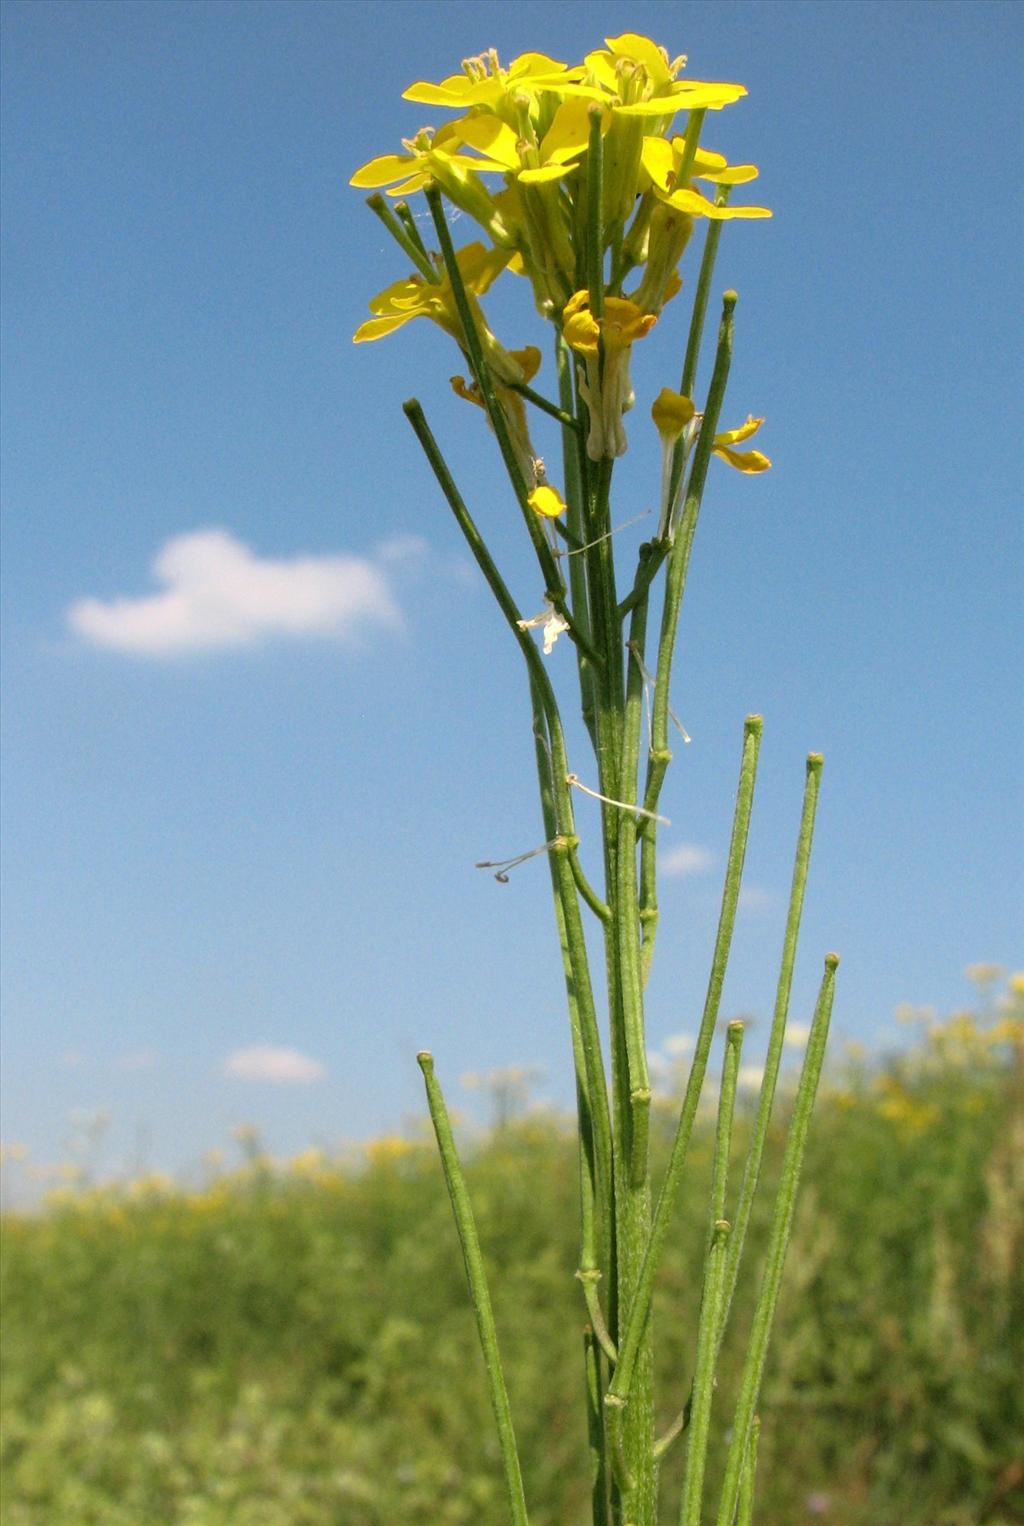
left=564, top=290, right=658, bottom=459
left=450, top=344, right=542, bottom=484
left=528, top=484, right=567, bottom=519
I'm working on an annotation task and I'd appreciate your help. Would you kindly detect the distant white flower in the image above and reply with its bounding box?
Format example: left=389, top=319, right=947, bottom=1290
left=783, top=1022, right=811, bottom=1049
left=517, top=600, right=569, bottom=655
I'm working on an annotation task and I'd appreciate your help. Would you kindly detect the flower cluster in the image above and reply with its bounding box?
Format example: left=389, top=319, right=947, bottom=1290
left=352, top=33, right=771, bottom=493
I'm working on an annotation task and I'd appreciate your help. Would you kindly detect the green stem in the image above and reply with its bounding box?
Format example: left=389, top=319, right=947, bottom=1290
left=403, top=400, right=615, bottom=1251
left=393, top=199, right=432, bottom=265
left=678, top=1221, right=731, bottom=1526
left=737, top=1417, right=761, bottom=1526
left=714, top=955, right=839, bottom=1526
left=607, top=715, right=762, bottom=1409
left=556, top=331, right=597, bottom=747
left=681, top=187, right=731, bottom=398
left=637, top=293, right=736, bottom=964
left=508, top=377, right=581, bottom=431
left=364, top=192, right=437, bottom=282
left=423, top=186, right=564, bottom=600
left=720, top=754, right=824, bottom=1342
left=585, top=1329, right=613, bottom=1526
left=417, top=1053, right=529, bottom=1526
left=677, top=1023, right=742, bottom=1525
left=668, top=188, right=732, bottom=513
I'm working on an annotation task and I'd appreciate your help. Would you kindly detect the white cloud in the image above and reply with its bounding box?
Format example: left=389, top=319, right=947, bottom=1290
left=661, top=842, right=715, bottom=878
left=68, top=528, right=404, bottom=656
left=738, top=883, right=775, bottom=912
left=783, top=1022, right=811, bottom=1050
left=223, top=1044, right=327, bottom=1085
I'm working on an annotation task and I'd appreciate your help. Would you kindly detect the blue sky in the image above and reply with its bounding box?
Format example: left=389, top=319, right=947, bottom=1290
left=2, top=0, right=1021, bottom=1195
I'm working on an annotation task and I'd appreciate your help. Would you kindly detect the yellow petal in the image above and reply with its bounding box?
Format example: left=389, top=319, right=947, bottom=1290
left=450, top=374, right=484, bottom=408
left=455, top=242, right=512, bottom=294
left=696, top=162, right=760, bottom=186
left=507, top=52, right=571, bottom=79
left=605, top=33, right=674, bottom=88
left=353, top=314, right=413, bottom=343
left=691, top=147, right=728, bottom=175
left=518, top=162, right=580, bottom=185
left=349, top=153, right=416, bottom=189
left=539, top=97, right=598, bottom=164
left=528, top=484, right=567, bottom=518
left=613, top=98, right=688, bottom=120
left=369, top=276, right=425, bottom=315
left=563, top=311, right=600, bottom=355
left=715, top=415, right=764, bottom=446
left=641, top=136, right=675, bottom=190
left=510, top=345, right=542, bottom=383
left=600, top=296, right=657, bottom=347
left=583, top=50, right=620, bottom=93
left=402, top=75, right=476, bottom=106
left=651, top=387, right=695, bottom=437
left=712, top=445, right=771, bottom=473
left=665, top=187, right=772, bottom=220
left=455, top=116, right=520, bottom=170
left=384, top=172, right=432, bottom=198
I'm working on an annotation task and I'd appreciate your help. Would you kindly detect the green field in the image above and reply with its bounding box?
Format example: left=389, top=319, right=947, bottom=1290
left=3, top=985, right=1022, bottom=1525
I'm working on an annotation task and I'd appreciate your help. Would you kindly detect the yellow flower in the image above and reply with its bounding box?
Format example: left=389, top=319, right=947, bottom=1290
left=564, top=290, right=658, bottom=460
left=351, top=125, right=513, bottom=244
left=353, top=240, right=510, bottom=349
left=563, top=290, right=658, bottom=353
left=403, top=49, right=586, bottom=111
left=584, top=34, right=746, bottom=117
left=448, top=99, right=596, bottom=187
left=641, top=136, right=771, bottom=221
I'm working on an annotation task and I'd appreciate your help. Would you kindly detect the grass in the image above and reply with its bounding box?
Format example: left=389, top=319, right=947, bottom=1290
left=2, top=979, right=1022, bottom=1524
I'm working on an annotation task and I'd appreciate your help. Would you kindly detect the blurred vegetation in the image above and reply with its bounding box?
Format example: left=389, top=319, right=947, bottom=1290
left=2, top=972, right=1022, bottom=1524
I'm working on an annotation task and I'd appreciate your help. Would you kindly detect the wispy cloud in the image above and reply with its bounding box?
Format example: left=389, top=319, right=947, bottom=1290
left=738, top=883, right=775, bottom=912
left=68, top=528, right=406, bottom=656
left=115, top=1048, right=159, bottom=1072
left=223, top=1045, right=327, bottom=1084
left=661, top=842, right=715, bottom=878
